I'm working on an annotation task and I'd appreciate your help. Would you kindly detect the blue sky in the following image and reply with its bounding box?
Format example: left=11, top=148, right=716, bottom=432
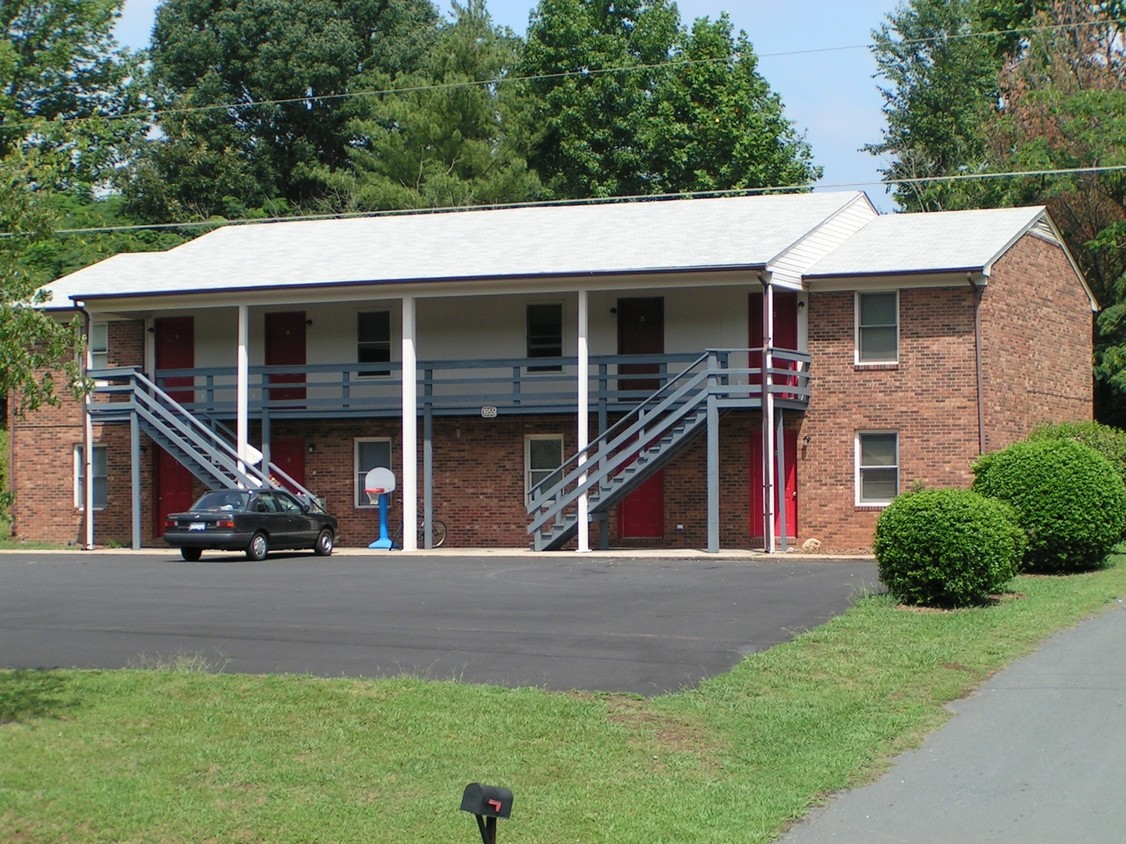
left=114, top=0, right=898, bottom=211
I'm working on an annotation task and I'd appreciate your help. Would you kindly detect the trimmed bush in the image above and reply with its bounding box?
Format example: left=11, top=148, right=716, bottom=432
left=1028, top=421, right=1126, bottom=489
left=874, top=488, right=1024, bottom=607
left=972, top=438, right=1126, bottom=573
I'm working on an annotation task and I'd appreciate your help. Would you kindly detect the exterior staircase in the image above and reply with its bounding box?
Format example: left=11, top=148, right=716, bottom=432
left=88, top=367, right=313, bottom=499
left=527, top=351, right=722, bottom=551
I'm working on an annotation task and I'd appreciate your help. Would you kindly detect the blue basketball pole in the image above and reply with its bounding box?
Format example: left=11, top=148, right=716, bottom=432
left=369, top=492, right=394, bottom=549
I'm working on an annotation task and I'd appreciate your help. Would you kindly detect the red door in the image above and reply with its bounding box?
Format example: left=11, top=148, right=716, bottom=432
left=750, top=429, right=798, bottom=542
left=154, top=316, right=195, bottom=403
left=617, top=297, right=664, bottom=395
left=617, top=297, right=664, bottom=538
left=269, top=437, right=306, bottom=493
left=750, top=291, right=799, bottom=394
left=155, top=449, right=196, bottom=536
left=265, top=311, right=307, bottom=404
left=153, top=317, right=196, bottom=535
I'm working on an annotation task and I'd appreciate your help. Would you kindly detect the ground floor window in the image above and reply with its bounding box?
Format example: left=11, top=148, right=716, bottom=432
left=74, top=444, right=108, bottom=510
left=526, top=435, right=564, bottom=499
left=856, top=432, right=898, bottom=505
left=355, top=438, right=392, bottom=508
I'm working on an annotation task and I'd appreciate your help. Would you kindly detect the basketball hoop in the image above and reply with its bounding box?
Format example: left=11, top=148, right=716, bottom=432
left=363, top=467, right=397, bottom=550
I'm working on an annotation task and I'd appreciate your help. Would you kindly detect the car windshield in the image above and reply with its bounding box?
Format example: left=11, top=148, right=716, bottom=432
left=193, top=491, right=250, bottom=512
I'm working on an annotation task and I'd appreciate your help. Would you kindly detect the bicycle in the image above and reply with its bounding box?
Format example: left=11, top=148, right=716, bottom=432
left=393, top=518, right=448, bottom=549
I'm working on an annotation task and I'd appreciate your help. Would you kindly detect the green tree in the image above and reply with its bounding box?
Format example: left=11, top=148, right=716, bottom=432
left=125, top=0, right=441, bottom=221
left=2, top=1, right=145, bottom=415
left=315, top=0, right=542, bottom=211
left=865, top=0, right=1035, bottom=211
left=520, top=0, right=817, bottom=199
left=642, top=14, right=819, bottom=195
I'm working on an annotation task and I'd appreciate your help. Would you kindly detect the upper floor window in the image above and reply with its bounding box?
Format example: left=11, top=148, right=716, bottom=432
left=856, top=291, right=898, bottom=364
left=89, top=322, right=109, bottom=371
left=856, top=432, right=898, bottom=505
left=527, top=303, right=563, bottom=372
left=357, top=311, right=391, bottom=377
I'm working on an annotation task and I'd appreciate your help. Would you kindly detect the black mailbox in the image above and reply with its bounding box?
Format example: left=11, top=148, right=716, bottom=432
left=460, top=782, right=513, bottom=818
left=460, top=782, right=513, bottom=844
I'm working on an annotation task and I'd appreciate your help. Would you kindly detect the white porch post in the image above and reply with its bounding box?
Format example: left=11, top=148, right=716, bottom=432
left=762, top=279, right=776, bottom=553
left=236, top=304, right=250, bottom=479
left=576, top=289, right=590, bottom=553
left=401, top=296, right=418, bottom=552
left=81, top=307, right=94, bottom=549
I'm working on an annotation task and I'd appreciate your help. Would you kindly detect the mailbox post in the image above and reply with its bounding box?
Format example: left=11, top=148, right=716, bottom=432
left=460, top=782, right=512, bottom=844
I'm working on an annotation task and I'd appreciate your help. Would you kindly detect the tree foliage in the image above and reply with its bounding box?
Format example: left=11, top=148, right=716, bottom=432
left=314, top=0, right=542, bottom=212
left=125, top=0, right=441, bottom=220
left=520, top=0, right=818, bottom=199
left=865, top=0, right=1034, bottom=211
left=1, top=0, right=145, bottom=414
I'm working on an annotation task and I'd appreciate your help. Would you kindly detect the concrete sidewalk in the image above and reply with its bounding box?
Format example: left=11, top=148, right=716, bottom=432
left=780, top=601, right=1126, bottom=843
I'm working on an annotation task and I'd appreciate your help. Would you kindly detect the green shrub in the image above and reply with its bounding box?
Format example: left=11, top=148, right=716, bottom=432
left=1028, top=421, right=1126, bottom=488
left=874, top=487, right=1024, bottom=607
left=972, top=438, right=1126, bottom=572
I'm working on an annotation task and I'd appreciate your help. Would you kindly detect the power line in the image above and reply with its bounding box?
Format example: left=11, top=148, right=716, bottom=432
left=2, top=19, right=1117, bottom=133
left=9, top=164, right=1125, bottom=239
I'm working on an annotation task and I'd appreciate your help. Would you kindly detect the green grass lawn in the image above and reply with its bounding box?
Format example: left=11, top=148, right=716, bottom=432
left=3, top=556, right=1125, bottom=843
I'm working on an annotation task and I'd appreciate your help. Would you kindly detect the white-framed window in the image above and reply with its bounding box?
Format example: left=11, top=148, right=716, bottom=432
left=355, top=438, right=392, bottom=508
left=74, top=444, right=108, bottom=511
left=526, top=434, right=564, bottom=499
left=89, top=322, right=109, bottom=371
left=357, top=311, right=391, bottom=377
left=856, top=432, right=899, bottom=505
left=526, top=303, right=563, bottom=371
left=855, top=291, right=898, bottom=364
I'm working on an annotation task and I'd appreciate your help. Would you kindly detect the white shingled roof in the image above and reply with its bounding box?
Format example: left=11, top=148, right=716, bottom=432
left=805, top=206, right=1049, bottom=277
left=42, top=192, right=868, bottom=308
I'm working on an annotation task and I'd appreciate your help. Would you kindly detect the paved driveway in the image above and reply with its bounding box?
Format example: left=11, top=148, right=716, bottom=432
left=0, top=551, right=879, bottom=695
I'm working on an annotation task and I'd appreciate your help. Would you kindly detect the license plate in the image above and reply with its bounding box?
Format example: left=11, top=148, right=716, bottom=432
left=189, top=522, right=206, bottom=531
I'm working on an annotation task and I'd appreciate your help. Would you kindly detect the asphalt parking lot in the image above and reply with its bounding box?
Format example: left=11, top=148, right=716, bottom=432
left=0, top=550, right=879, bottom=695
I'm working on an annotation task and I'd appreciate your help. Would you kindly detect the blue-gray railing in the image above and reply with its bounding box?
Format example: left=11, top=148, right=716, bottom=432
left=151, top=351, right=810, bottom=419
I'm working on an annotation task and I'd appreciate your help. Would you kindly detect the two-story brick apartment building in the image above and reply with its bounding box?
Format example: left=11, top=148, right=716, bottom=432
left=8, top=192, right=1095, bottom=553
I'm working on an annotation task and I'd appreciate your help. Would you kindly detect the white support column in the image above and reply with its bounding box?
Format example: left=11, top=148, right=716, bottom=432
left=763, top=281, right=776, bottom=553
left=236, top=304, right=250, bottom=480
left=402, top=297, right=418, bottom=552
left=81, top=305, right=94, bottom=549
left=576, top=289, right=590, bottom=553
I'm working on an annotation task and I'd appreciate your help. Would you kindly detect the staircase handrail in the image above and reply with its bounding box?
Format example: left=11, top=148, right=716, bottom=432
left=526, top=352, right=722, bottom=534
left=92, top=367, right=275, bottom=492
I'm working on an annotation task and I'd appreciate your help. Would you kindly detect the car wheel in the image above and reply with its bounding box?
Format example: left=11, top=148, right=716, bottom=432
left=246, top=532, right=269, bottom=561
left=180, top=548, right=203, bottom=562
left=313, top=528, right=334, bottom=557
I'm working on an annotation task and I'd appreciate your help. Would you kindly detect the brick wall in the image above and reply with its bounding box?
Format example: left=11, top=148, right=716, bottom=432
left=9, top=319, right=146, bottom=545
left=979, top=233, right=1093, bottom=447
left=799, top=232, right=1093, bottom=553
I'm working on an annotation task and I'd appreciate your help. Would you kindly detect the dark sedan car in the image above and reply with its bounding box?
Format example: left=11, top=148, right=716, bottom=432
left=163, top=489, right=338, bottom=561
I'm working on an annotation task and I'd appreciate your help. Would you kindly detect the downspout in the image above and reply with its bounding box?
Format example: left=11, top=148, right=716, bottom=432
left=77, top=301, right=94, bottom=550
left=969, top=274, right=986, bottom=455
